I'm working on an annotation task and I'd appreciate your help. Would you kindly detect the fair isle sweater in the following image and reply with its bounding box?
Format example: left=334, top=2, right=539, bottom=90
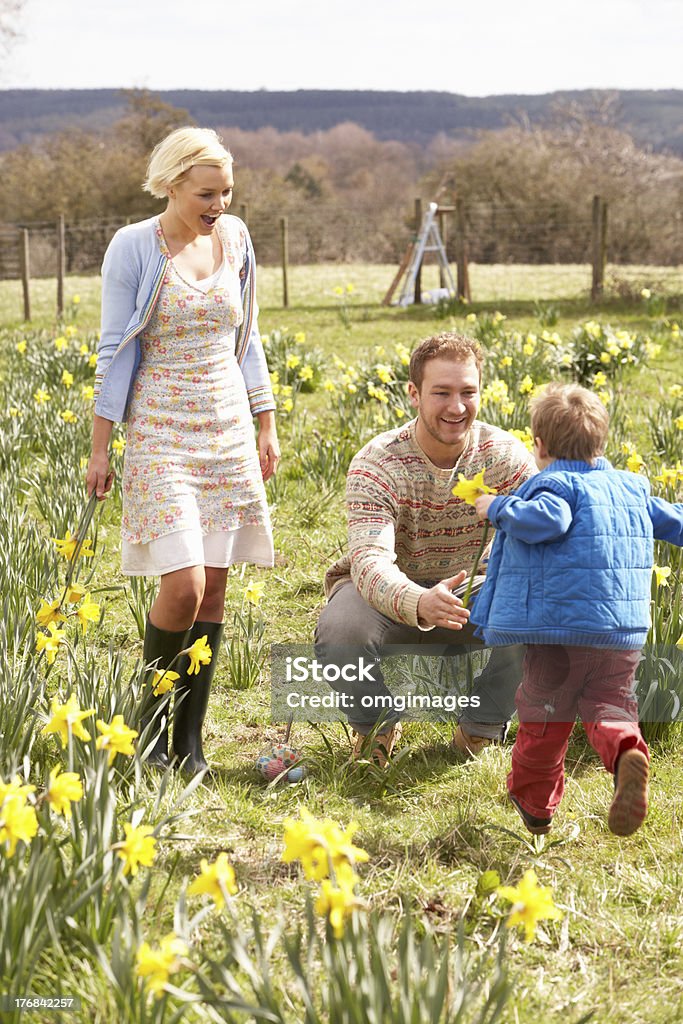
left=324, top=418, right=536, bottom=626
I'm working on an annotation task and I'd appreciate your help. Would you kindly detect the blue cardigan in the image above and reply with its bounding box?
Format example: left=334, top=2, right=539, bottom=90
left=470, top=458, right=683, bottom=648
left=94, top=215, right=275, bottom=423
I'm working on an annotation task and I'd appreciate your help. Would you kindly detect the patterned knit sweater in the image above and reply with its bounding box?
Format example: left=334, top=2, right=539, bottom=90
left=324, top=418, right=536, bottom=627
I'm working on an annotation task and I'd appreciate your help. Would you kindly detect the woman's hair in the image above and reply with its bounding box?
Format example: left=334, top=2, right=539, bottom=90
left=143, top=127, right=233, bottom=198
left=409, top=332, right=483, bottom=390
left=530, top=382, right=610, bottom=462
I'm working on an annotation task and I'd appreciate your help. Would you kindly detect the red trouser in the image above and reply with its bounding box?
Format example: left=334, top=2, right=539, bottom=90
left=509, top=645, right=649, bottom=820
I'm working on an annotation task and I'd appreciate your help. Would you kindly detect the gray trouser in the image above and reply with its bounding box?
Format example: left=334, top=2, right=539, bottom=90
left=314, top=582, right=523, bottom=738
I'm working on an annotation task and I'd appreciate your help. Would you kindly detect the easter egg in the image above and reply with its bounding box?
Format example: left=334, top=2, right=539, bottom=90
left=263, top=757, right=287, bottom=781
left=287, top=766, right=305, bottom=783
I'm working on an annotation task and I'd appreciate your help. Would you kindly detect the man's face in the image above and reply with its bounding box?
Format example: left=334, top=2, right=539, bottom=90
left=408, top=356, right=481, bottom=457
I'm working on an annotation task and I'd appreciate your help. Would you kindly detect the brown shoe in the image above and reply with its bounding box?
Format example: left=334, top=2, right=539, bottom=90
left=608, top=749, right=649, bottom=837
left=351, top=722, right=402, bottom=767
left=451, top=724, right=494, bottom=758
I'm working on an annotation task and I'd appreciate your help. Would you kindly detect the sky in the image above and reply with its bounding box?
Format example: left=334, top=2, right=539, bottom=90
left=3, top=0, right=682, bottom=95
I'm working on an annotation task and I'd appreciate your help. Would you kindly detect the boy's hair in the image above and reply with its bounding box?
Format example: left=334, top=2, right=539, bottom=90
left=143, top=127, right=232, bottom=198
left=530, top=382, right=609, bottom=462
left=409, top=332, right=483, bottom=390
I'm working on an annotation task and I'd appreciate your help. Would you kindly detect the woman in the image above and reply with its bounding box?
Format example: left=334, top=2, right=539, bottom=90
left=87, top=127, right=279, bottom=773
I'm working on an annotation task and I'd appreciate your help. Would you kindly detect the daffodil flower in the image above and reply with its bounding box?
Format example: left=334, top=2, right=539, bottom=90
left=152, top=668, right=179, bottom=696
left=187, top=852, right=238, bottom=909
left=135, top=933, right=187, bottom=998
left=116, top=822, right=157, bottom=876
left=245, top=580, right=265, bottom=607
left=46, top=766, right=83, bottom=818
left=35, top=622, right=67, bottom=665
left=76, top=594, right=101, bottom=634
left=36, top=599, right=67, bottom=629
left=96, top=715, right=138, bottom=765
left=653, top=565, right=671, bottom=587
left=496, top=868, right=563, bottom=943
left=184, top=635, right=212, bottom=675
left=41, top=694, right=95, bottom=748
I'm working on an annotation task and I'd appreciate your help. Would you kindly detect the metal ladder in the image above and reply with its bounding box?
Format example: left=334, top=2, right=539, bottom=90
left=395, top=202, right=456, bottom=306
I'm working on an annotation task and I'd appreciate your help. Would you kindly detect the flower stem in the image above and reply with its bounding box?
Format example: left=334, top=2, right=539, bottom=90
left=462, top=521, right=490, bottom=609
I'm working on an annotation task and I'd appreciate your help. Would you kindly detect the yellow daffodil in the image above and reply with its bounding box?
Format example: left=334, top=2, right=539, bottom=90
left=519, top=375, right=534, bottom=394
left=669, top=384, right=682, bottom=398
left=152, top=668, right=179, bottom=696
left=46, top=765, right=83, bottom=818
left=61, top=370, right=73, bottom=388
left=0, top=776, right=36, bottom=804
left=65, top=325, right=77, bottom=337
left=35, top=622, right=67, bottom=665
left=9, top=407, right=21, bottom=417
left=81, top=384, right=95, bottom=401
left=34, top=388, right=51, bottom=404
left=294, top=331, right=306, bottom=344
left=80, top=343, right=90, bottom=355
left=88, top=353, right=98, bottom=368
left=592, top=371, right=607, bottom=388
left=187, top=852, right=238, bottom=909
left=655, top=467, right=678, bottom=487
left=393, top=406, right=406, bottom=419
left=375, top=364, right=394, bottom=385
left=135, top=933, right=187, bottom=998
left=245, top=580, right=265, bottom=607
left=676, top=634, right=683, bottom=650
left=653, top=565, right=671, bottom=587
left=0, top=792, right=38, bottom=857
left=65, top=582, right=86, bottom=604
left=54, top=336, right=68, bottom=352
left=15, top=340, right=27, bottom=354
left=346, top=283, right=354, bottom=294
left=452, top=470, right=497, bottom=507
left=269, top=370, right=279, bottom=385
left=282, top=398, right=294, bottom=414
left=640, top=288, right=651, bottom=299
left=36, top=598, right=67, bottom=628
left=184, top=635, right=212, bottom=676
left=333, top=286, right=344, bottom=296
left=282, top=808, right=369, bottom=882
left=117, top=822, right=157, bottom=876
left=322, top=380, right=337, bottom=393
left=285, top=354, right=300, bottom=370
left=76, top=594, right=101, bottom=634
left=60, top=409, right=77, bottom=423
left=674, top=416, right=683, bottom=431
left=465, top=312, right=477, bottom=322
left=498, top=356, right=513, bottom=368
left=95, top=715, right=138, bottom=764
left=41, top=694, right=95, bottom=748
left=52, top=531, right=95, bottom=561
left=112, top=438, right=126, bottom=455
left=72, top=294, right=81, bottom=305
left=496, top=868, right=563, bottom=943
left=298, top=365, right=314, bottom=382
left=315, top=871, right=359, bottom=938
left=626, top=452, right=644, bottom=474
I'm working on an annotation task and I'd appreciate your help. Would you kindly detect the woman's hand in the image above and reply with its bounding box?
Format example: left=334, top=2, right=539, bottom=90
left=86, top=452, right=114, bottom=500
left=258, top=429, right=281, bottom=482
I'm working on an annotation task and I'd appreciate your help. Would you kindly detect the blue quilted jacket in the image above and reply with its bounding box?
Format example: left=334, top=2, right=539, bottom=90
left=470, top=458, right=683, bottom=648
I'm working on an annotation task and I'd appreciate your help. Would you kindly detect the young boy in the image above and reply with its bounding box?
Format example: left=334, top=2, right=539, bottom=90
left=471, top=382, right=683, bottom=837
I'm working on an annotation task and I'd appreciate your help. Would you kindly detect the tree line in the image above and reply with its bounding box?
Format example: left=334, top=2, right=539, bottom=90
left=0, top=92, right=681, bottom=266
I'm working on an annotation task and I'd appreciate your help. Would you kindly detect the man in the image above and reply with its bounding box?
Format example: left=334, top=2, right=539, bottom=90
left=315, top=332, right=536, bottom=762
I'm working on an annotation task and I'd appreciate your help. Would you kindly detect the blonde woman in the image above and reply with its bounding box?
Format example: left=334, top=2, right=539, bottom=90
left=86, top=127, right=279, bottom=773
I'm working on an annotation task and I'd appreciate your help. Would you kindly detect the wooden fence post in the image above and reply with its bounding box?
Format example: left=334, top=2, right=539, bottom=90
left=413, top=198, right=423, bottom=304
left=455, top=199, right=471, bottom=302
left=591, top=195, right=608, bottom=301
left=280, top=216, right=289, bottom=309
left=20, top=229, right=31, bottom=323
left=56, top=214, right=66, bottom=317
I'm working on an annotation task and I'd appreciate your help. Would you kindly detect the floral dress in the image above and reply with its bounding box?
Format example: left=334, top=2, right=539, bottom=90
left=120, top=218, right=273, bottom=576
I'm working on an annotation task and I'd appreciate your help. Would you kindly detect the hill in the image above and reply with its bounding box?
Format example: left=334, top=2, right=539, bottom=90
left=1, top=87, right=682, bottom=154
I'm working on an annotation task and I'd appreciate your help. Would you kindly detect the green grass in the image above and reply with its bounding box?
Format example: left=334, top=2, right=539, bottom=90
left=1, top=265, right=682, bottom=1022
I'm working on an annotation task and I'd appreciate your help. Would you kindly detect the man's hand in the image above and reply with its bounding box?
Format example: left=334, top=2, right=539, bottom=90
left=416, top=570, right=471, bottom=630
left=474, top=493, right=496, bottom=519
